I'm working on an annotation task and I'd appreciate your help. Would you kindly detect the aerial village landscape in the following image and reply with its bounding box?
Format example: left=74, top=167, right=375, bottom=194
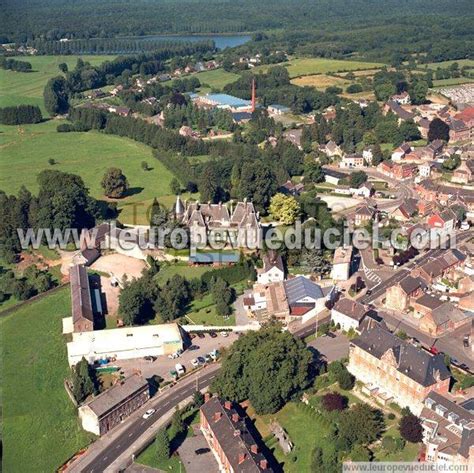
left=0, top=0, right=474, bottom=472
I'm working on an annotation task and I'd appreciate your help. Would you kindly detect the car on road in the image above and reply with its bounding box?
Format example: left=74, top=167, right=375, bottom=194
left=188, top=345, right=199, bottom=351
left=195, top=448, right=211, bottom=455
left=142, top=409, right=155, bottom=419
left=209, top=331, right=218, bottom=338
left=365, top=290, right=372, bottom=296
left=175, top=363, right=185, bottom=375
left=191, top=358, right=199, bottom=367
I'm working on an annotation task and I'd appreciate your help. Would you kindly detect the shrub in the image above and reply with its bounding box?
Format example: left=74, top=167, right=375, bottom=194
left=321, top=392, right=348, bottom=411
left=388, top=413, right=396, bottom=420
left=399, top=414, right=423, bottom=443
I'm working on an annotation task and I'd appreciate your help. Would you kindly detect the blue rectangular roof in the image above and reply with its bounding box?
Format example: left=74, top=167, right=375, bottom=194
left=207, top=93, right=251, bottom=107
left=190, top=252, right=240, bottom=264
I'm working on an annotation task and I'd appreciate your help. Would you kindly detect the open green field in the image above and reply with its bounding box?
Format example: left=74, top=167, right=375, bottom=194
left=0, top=120, right=189, bottom=223
left=196, top=68, right=240, bottom=91
left=422, top=59, right=474, bottom=70
left=0, top=55, right=114, bottom=115
left=432, top=77, right=474, bottom=87
left=255, top=57, right=385, bottom=79
left=1, top=287, right=94, bottom=472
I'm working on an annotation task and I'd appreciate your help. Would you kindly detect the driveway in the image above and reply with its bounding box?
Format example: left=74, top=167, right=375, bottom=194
left=308, top=333, right=350, bottom=362
left=234, top=294, right=252, bottom=326
left=178, top=426, right=218, bottom=473
left=91, top=253, right=146, bottom=281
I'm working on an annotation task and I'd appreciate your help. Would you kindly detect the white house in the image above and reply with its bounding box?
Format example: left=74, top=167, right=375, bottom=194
left=392, top=143, right=412, bottom=161
left=331, top=246, right=353, bottom=281
left=351, top=182, right=374, bottom=198
left=331, top=298, right=369, bottom=332
left=257, top=251, right=285, bottom=284
left=362, top=147, right=374, bottom=165
left=339, top=154, right=365, bottom=168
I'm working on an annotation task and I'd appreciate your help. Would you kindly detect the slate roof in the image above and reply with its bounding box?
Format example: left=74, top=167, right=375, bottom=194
left=398, top=275, right=426, bottom=295
left=284, top=276, right=324, bottom=305
left=70, top=265, right=94, bottom=328
left=333, top=298, right=368, bottom=321
left=431, top=302, right=469, bottom=326
left=352, top=325, right=451, bottom=387
left=261, top=251, right=284, bottom=273
left=200, top=397, right=274, bottom=472
left=386, top=100, right=415, bottom=120
left=86, top=374, right=149, bottom=418
left=414, top=293, right=444, bottom=310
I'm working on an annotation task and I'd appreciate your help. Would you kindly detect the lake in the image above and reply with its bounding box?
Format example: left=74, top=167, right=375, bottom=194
left=141, top=34, right=251, bottom=50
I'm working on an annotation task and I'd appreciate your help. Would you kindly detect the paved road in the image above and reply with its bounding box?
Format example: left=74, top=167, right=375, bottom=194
left=83, top=366, right=220, bottom=473
left=79, top=318, right=330, bottom=472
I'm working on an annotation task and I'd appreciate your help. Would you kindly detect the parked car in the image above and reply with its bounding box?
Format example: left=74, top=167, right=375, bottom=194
left=204, top=354, right=212, bottom=363
left=197, top=356, right=206, bottom=365
left=197, top=332, right=205, bottom=339
left=220, top=331, right=229, bottom=337
left=209, top=332, right=218, bottom=338
left=464, top=335, right=470, bottom=348
left=191, top=358, right=199, bottom=367
left=461, top=221, right=470, bottom=230
left=144, top=355, right=156, bottom=362
left=209, top=349, right=219, bottom=360
left=188, top=345, right=200, bottom=351
left=195, top=448, right=210, bottom=455
left=168, top=352, right=179, bottom=359
left=142, top=409, right=155, bottom=419
left=175, top=363, right=185, bottom=375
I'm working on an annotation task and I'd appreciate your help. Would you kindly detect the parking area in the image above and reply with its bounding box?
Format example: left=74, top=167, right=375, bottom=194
left=308, top=333, right=350, bottom=362
left=177, top=426, right=218, bottom=473
left=118, top=331, right=239, bottom=381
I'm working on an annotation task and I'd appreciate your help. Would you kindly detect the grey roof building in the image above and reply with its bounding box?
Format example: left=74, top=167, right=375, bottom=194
left=69, top=264, right=94, bottom=333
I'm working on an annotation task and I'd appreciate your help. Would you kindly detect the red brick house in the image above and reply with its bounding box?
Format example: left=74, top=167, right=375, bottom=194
left=385, top=275, right=426, bottom=311
left=200, top=396, right=274, bottom=472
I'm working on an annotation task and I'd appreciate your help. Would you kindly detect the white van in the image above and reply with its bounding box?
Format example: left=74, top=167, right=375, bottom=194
left=175, top=363, right=185, bottom=375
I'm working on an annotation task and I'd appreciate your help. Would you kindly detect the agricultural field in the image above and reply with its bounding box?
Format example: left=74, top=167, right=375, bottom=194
left=0, top=120, right=191, bottom=224
left=291, top=74, right=351, bottom=90
left=421, top=59, right=474, bottom=70
left=284, top=58, right=385, bottom=78
left=432, top=77, right=474, bottom=88
left=195, top=68, right=240, bottom=91
left=0, top=55, right=114, bottom=115
left=1, top=287, right=94, bottom=473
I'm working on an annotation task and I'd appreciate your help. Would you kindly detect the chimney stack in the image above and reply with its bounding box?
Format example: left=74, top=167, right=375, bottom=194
left=204, top=392, right=211, bottom=403
left=260, top=459, right=268, bottom=469
left=251, top=444, right=259, bottom=454
left=238, top=453, right=246, bottom=465
left=232, top=413, right=240, bottom=423
left=224, top=400, right=232, bottom=410
left=214, top=412, right=222, bottom=422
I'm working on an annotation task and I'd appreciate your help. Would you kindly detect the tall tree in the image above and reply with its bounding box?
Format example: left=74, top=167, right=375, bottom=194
left=43, top=76, right=69, bottom=115
left=101, top=167, right=129, bottom=198
left=428, top=118, right=450, bottom=142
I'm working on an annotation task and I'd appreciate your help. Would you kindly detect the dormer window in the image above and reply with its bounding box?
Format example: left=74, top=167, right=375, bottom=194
left=448, top=412, right=459, bottom=424
left=435, top=405, right=448, bottom=417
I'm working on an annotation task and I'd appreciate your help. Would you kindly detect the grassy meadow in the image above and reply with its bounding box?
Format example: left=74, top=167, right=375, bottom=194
left=0, top=120, right=188, bottom=224
left=1, top=287, right=95, bottom=472
left=195, top=68, right=240, bottom=91
left=0, top=55, right=114, bottom=115
left=291, top=74, right=351, bottom=90
left=432, top=77, right=474, bottom=87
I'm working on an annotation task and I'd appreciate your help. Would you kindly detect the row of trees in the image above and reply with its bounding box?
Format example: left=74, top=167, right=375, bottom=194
left=0, top=57, right=32, bottom=72
left=0, top=105, right=42, bottom=125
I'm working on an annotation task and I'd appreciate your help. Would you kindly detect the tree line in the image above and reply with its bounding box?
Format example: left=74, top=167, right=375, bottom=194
left=0, top=105, right=42, bottom=125
left=0, top=57, right=32, bottom=72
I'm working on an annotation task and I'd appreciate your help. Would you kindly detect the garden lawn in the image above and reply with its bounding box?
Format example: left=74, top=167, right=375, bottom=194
left=0, top=120, right=191, bottom=224
left=155, top=263, right=210, bottom=284
left=1, top=287, right=94, bottom=472
left=185, top=292, right=236, bottom=326
left=0, top=55, right=114, bottom=115
left=249, top=402, right=331, bottom=473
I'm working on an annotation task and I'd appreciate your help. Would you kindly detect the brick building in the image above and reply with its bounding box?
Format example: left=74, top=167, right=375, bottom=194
left=385, top=275, right=426, bottom=311
left=69, top=264, right=94, bottom=332
left=200, top=396, right=274, bottom=472
left=78, top=374, right=150, bottom=436
left=348, top=326, right=451, bottom=414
